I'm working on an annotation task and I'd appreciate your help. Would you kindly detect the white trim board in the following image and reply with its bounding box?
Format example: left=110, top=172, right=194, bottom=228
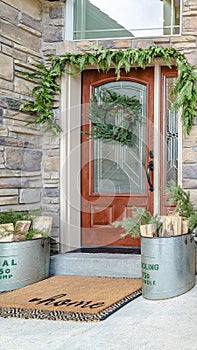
left=60, top=72, right=82, bottom=252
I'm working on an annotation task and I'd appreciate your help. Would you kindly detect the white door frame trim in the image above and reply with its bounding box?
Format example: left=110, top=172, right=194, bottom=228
left=153, top=64, right=161, bottom=215
left=60, top=72, right=82, bottom=252
left=60, top=65, right=182, bottom=251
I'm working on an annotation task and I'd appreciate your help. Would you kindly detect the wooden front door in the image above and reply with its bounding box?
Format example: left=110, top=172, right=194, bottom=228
left=81, top=68, right=154, bottom=247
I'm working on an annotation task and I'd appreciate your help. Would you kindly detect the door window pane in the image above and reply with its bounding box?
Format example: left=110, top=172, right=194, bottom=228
left=165, top=77, right=178, bottom=183
left=93, top=81, right=146, bottom=194
left=73, top=0, right=181, bottom=40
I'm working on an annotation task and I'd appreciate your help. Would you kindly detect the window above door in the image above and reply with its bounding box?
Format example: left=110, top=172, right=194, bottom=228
left=66, top=0, right=182, bottom=40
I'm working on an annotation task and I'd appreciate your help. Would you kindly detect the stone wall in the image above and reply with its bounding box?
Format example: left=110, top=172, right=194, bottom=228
left=41, top=0, right=65, bottom=253
left=181, top=0, right=197, bottom=211
left=0, top=0, right=42, bottom=212
left=0, top=0, right=62, bottom=253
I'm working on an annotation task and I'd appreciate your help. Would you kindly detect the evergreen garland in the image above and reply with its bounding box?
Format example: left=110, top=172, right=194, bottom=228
left=19, top=46, right=197, bottom=136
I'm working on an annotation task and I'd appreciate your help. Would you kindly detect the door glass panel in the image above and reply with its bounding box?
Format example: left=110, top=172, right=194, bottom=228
left=93, top=81, right=146, bottom=194
left=165, top=77, right=178, bottom=183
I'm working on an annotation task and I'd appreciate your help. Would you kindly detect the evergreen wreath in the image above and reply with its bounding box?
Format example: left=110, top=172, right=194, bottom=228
left=84, top=89, right=142, bottom=146
left=19, top=46, right=197, bottom=137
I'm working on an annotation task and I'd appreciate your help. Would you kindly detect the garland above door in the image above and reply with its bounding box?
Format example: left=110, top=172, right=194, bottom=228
left=20, top=46, right=197, bottom=138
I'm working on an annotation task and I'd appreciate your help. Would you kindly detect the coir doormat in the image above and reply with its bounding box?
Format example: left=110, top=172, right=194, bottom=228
left=0, top=276, right=142, bottom=322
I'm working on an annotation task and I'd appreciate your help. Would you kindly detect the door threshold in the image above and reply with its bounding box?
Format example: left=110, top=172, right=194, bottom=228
left=68, top=246, right=141, bottom=255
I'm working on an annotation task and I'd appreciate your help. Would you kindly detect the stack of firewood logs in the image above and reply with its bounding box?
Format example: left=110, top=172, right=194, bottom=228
left=140, top=214, right=188, bottom=238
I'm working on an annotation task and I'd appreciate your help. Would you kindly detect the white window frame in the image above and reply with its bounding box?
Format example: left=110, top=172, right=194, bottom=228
left=65, top=0, right=74, bottom=40
left=164, top=0, right=182, bottom=36
left=65, top=0, right=182, bottom=41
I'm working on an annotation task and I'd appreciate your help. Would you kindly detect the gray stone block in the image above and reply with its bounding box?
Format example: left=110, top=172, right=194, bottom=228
left=5, top=149, right=42, bottom=171
left=43, top=26, right=63, bottom=42
left=183, top=163, right=197, bottom=179
left=49, top=7, right=64, bottom=19
left=20, top=13, right=42, bottom=32
left=19, top=189, right=41, bottom=204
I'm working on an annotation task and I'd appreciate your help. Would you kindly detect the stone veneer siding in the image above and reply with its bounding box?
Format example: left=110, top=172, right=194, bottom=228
left=0, top=0, right=63, bottom=253
left=0, top=0, right=197, bottom=254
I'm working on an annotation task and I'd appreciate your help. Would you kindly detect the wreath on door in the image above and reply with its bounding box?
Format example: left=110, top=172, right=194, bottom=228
left=84, top=89, right=143, bottom=146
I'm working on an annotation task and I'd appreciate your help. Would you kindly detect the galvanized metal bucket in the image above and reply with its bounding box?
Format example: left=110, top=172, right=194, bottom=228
left=141, top=233, right=196, bottom=300
left=0, top=238, right=50, bottom=292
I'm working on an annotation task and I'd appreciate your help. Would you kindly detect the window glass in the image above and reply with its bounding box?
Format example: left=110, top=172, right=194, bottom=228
left=93, top=81, right=146, bottom=194
left=73, top=0, right=181, bottom=40
left=165, top=77, right=178, bottom=184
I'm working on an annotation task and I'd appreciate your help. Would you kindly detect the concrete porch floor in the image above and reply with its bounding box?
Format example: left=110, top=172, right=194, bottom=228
left=0, top=277, right=196, bottom=350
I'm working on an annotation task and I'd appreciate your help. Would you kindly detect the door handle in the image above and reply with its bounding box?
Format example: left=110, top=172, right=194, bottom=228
left=146, top=160, right=154, bottom=192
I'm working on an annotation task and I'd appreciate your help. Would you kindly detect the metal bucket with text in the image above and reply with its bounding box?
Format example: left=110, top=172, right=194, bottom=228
left=0, top=238, right=50, bottom=292
left=141, top=233, right=196, bottom=300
